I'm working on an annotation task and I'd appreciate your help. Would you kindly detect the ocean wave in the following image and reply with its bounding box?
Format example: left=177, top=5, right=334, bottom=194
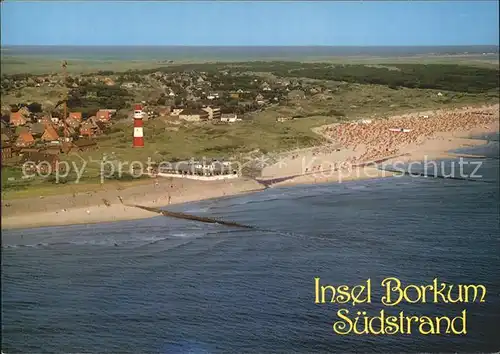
left=183, top=207, right=211, bottom=214
left=346, top=185, right=368, bottom=190
left=213, top=196, right=284, bottom=209
left=170, top=233, right=193, bottom=238
left=1, top=235, right=179, bottom=250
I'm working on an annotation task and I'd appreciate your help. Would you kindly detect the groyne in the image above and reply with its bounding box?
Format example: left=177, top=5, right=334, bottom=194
left=127, top=204, right=256, bottom=229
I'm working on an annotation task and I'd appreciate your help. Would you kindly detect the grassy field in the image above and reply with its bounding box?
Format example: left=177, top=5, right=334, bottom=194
left=1, top=166, right=154, bottom=199
left=1, top=85, right=65, bottom=110
left=1, top=56, right=163, bottom=75
left=1, top=54, right=498, bottom=75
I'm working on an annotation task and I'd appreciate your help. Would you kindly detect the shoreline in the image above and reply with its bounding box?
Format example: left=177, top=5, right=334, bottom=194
left=2, top=105, right=499, bottom=231
left=1, top=178, right=266, bottom=230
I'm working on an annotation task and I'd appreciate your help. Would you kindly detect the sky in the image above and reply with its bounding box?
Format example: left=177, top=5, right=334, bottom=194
left=1, top=1, right=499, bottom=46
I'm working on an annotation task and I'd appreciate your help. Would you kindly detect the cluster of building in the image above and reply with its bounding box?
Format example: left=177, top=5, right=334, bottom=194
left=0, top=67, right=321, bottom=178
left=101, top=70, right=314, bottom=120
left=169, top=106, right=239, bottom=123
left=1, top=106, right=116, bottom=170
left=2, top=67, right=320, bottom=133
left=137, top=104, right=240, bottom=123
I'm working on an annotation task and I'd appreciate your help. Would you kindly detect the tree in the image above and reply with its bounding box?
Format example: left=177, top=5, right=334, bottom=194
left=65, top=76, right=75, bottom=86
left=27, top=102, right=43, bottom=113
left=174, top=97, right=183, bottom=107
left=157, top=93, right=167, bottom=105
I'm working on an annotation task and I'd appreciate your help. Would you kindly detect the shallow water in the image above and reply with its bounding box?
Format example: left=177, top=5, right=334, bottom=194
left=4, top=45, right=499, bottom=61
left=2, top=142, right=499, bottom=353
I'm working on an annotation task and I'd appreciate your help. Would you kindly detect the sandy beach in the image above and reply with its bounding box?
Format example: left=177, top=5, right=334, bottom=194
left=1, top=177, right=264, bottom=230
left=2, top=104, right=499, bottom=230
left=261, top=104, right=499, bottom=187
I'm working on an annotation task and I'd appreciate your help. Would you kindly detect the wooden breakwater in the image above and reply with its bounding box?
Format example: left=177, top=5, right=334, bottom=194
left=124, top=154, right=416, bottom=227
left=127, top=204, right=256, bottom=229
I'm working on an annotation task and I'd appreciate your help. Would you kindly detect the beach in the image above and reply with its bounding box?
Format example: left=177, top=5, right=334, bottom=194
left=2, top=104, right=498, bottom=230
left=1, top=177, right=264, bottom=230
left=260, top=104, right=499, bottom=186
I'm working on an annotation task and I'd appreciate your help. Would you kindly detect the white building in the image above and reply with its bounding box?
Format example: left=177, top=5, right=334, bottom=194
left=171, top=108, right=184, bottom=116
left=202, top=106, right=221, bottom=120
left=221, top=113, right=238, bottom=123
left=179, top=109, right=209, bottom=122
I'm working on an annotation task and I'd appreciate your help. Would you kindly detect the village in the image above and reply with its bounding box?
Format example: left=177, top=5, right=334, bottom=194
left=0, top=103, right=243, bottom=176
left=1, top=60, right=498, bottom=187
left=1, top=106, right=113, bottom=173
left=1, top=66, right=318, bottom=119
left=0, top=64, right=328, bottom=179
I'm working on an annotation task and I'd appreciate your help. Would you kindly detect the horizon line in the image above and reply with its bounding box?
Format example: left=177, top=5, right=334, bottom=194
left=1, top=44, right=499, bottom=48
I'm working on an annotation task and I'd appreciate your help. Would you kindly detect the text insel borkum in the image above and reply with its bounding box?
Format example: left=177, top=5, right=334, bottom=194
left=314, top=277, right=486, bottom=306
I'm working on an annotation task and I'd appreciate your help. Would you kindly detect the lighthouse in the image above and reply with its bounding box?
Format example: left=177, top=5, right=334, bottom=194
left=133, top=104, right=144, bottom=148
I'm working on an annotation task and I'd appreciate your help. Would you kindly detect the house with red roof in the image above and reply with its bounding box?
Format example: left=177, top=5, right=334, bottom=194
left=10, top=111, right=27, bottom=126
left=15, top=131, right=35, bottom=147
left=96, top=110, right=111, bottom=122
left=69, top=112, right=82, bottom=121
left=41, top=125, right=60, bottom=142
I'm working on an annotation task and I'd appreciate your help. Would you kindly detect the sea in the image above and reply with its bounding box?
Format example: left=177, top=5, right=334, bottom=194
left=2, top=133, right=499, bottom=353
left=2, top=45, right=499, bottom=62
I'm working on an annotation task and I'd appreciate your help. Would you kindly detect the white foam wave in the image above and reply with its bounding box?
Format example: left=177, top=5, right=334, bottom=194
left=347, top=185, right=368, bottom=190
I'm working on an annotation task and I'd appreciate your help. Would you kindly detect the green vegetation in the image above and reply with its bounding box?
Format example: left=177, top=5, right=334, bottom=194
left=1, top=58, right=498, bottom=199
left=67, top=84, right=132, bottom=116
left=65, top=84, right=496, bottom=166
left=278, top=63, right=499, bottom=93
left=132, top=61, right=498, bottom=94
left=1, top=53, right=498, bottom=75
left=91, top=118, right=326, bottom=162
left=1, top=167, right=30, bottom=193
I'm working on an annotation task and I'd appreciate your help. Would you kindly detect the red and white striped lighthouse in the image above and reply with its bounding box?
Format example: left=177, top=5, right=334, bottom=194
left=133, top=104, right=144, bottom=148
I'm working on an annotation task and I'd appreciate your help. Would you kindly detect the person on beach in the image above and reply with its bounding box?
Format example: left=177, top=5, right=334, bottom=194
left=324, top=107, right=497, bottom=165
